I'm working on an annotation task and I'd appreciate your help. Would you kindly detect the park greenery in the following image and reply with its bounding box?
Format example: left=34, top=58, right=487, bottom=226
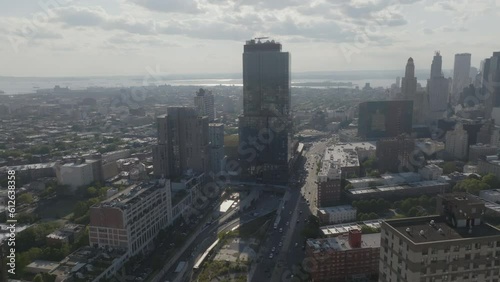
left=453, top=173, right=499, bottom=195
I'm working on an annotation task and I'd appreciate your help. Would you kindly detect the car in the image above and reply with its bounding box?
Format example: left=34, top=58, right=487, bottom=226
left=300, top=210, right=303, bottom=214
left=279, top=241, right=283, bottom=247
left=297, top=220, right=300, bottom=223
left=286, top=221, right=289, bottom=226
left=279, top=228, right=283, bottom=233
left=269, top=253, right=274, bottom=259
left=295, top=243, right=298, bottom=247
left=272, top=247, right=276, bottom=252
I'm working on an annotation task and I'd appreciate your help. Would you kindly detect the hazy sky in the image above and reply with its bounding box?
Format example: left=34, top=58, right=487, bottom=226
left=0, top=0, right=499, bottom=77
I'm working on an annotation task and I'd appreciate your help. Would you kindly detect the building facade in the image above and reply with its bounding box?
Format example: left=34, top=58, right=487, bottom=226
left=89, top=180, right=172, bottom=256
left=379, top=194, right=500, bottom=282
left=238, top=39, right=291, bottom=184
left=376, top=135, right=415, bottom=173
left=452, top=53, right=472, bottom=105
left=468, top=144, right=498, bottom=163
left=427, top=52, right=450, bottom=122
left=358, top=101, right=413, bottom=140
left=317, top=205, right=357, bottom=225
left=194, top=88, right=216, bottom=122
left=445, top=123, right=469, bottom=160
left=306, top=229, right=380, bottom=282
left=209, top=123, right=225, bottom=173
left=153, top=107, right=210, bottom=179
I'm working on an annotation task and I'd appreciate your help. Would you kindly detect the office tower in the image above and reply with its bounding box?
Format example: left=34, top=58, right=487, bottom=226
left=317, top=158, right=342, bottom=207
left=396, top=76, right=401, bottom=88
left=401, top=58, right=424, bottom=124
left=483, top=52, right=500, bottom=124
left=194, top=88, right=216, bottom=122
left=452, top=53, right=472, bottom=105
left=208, top=123, right=225, bottom=173
left=306, top=229, right=380, bottom=282
left=445, top=122, right=469, bottom=160
left=238, top=38, right=291, bottom=184
left=379, top=193, right=500, bottom=282
left=427, top=52, right=450, bottom=121
left=153, top=107, right=210, bottom=179
left=358, top=101, right=413, bottom=140
left=376, top=134, right=415, bottom=173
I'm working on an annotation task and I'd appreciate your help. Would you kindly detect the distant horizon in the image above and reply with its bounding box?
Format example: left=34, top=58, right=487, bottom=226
left=0, top=69, right=453, bottom=79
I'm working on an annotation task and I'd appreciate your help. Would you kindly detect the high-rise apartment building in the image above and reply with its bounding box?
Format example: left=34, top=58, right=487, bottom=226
left=153, top=107, right=210, bottom=178
left=209, top=123, right=225, bottom=173
left=445, top=122, right=469, bottom=160
left=194, top=88, right=216, bottom=122
left=427, top=52, right=450, bottom=121
left=238, top=39, right=291, bottom=184
left=376, top=134, right=415, bottom=173
left=379, top=193, right=500, bottom=282
left=358, top=101, right=413, bottom=140
left=452, top=53, right=472, bottom=105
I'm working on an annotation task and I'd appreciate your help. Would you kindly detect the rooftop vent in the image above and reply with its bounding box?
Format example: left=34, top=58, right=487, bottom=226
left=430, top=220, right=435, bottom=226
left=419, top=230, right=425, bottom=236
left=438, top=228, right=444, bottom=234
left=405, top=227, right=411, bottom=233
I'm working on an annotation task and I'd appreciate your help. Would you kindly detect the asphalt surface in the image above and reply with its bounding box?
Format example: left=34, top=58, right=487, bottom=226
left=250, top=137, right=336, bottom=282
left=160, top=190, right=282, bottom=282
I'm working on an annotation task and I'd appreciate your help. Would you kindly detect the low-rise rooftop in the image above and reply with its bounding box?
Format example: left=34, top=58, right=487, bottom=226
left=307, top=233, right=381, bottom=252
left=385, top=215, right=500, bottom=244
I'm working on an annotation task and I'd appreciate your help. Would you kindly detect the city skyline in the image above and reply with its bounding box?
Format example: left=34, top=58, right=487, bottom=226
left=0, top=0, right=499, bottom=76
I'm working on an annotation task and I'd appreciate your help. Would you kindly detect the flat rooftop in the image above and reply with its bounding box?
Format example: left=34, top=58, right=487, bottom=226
left=385, top=216, right=500, bottom=244
left=318, top=205, right=356, bottom=214
left=307, top=233, right=381, bottom=252
left=321, top=220, right=383, bottom=237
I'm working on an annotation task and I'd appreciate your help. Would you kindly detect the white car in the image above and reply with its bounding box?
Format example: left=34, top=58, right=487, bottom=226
left=272, top=247, right=276, bottom=252
left=269, top=253, right=274, bottom=259
left=279, top=228, right=283, bottom=233
left=279, top=242, right=283, bottom=247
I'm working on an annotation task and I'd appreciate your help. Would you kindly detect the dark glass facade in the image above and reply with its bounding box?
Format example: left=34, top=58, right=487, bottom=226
left=238, top=39, right=291, bottom=184
left=358, top=100, right=413, bottom=140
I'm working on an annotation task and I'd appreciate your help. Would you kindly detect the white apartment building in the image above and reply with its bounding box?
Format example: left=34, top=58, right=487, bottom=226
left=89, top=179, right=172, bottom=256
left=317, top=205, right=357, bottom=224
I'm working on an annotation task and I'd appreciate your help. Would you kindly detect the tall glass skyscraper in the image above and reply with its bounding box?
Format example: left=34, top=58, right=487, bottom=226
left=238, top=39, right=291, bottom=184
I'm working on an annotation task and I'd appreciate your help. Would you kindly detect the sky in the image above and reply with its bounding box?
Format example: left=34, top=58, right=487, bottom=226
left=0, top=0, right=499, bottom=77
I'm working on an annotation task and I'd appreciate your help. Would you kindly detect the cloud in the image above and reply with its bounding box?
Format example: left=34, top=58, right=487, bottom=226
left=52, top=6, right=157, bottom=35
left=130, top=0, right=202, bottom=14
left=106, top=33, right=180, bottom=47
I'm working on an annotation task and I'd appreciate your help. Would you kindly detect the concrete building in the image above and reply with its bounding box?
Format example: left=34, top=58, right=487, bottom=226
left=152, top=107, right=210, bottom=179
left=445, top=123, right=469, bottom=160
left=478, top=157, right=500, bottom=179
left=427, top=52, right=450, bottom=122
left=452, top=53, right=472, bottom=105
left=57, top=159, right=101, bottom=191
left=400, top=57, right=426, bottom=124
left=321, top=142, right=376, bottom=179
left=0, top=162, right=56, bottom=182
left=46, top=224, right=85, bottom=246
left=479, top=189, right=500, bottom=203
left=317, top=160, right=342, bottom=207
left=483, top=52, right=500, bottom=123
left=468, top=144, right=498, bottom=163
left=379, top=193, right=500, bottom=282
left=419, top=164, right=443, bottom=180
left=194, top=88, right=215, bottom=122
left=89, top=179, right=172, bottom=256
left=376, top=135, right=415, bottom=173
left=346, top=180, right=449, bottom=201
left=317, top=205, right=357, bottom=225
left=306, top=229, right=380, bottom=282
left=209, top=123, right=225, bottom=173
left=238, top=38, right=291, bottom=185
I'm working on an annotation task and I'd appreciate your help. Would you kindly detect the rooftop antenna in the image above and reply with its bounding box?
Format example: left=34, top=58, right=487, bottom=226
left=255, top=36, right=269, bottom=43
